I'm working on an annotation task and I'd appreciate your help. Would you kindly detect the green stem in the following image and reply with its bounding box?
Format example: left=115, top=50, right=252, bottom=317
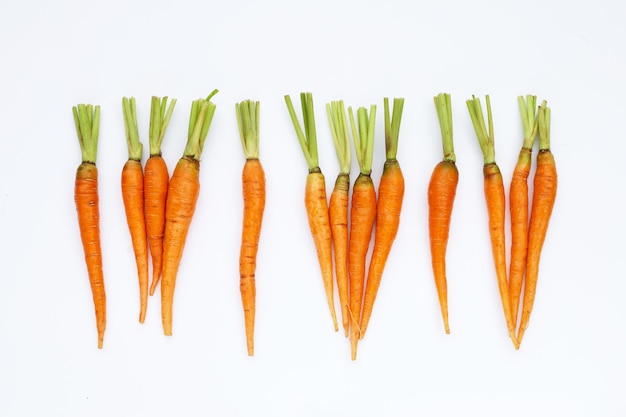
left=149, top=96, right=177, bottom=156
left=122, top=97, right=142, bottom=161
left=466, top=95, right=496, bottom=165
left=384, top=97, right=404, bottom=161
left=538, top=100, right=551, bottom=151
left=434, top=93, right=455, bottom=163
left=236, top=99, right=260, bottom=159
left=349, top=104, right=376, bottom=175
left=518, top=95, right=538, bottom=150
left=184, top=90, right=218, bottom=160
left=73, top=103, right=101, bottom=164
left=326, top=100, right=351, bottom=174
left=284, top=92, right=319, bottom=171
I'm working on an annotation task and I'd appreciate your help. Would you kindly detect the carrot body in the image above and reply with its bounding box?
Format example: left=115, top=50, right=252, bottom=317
left=360, top=160, right=404, bottom=339
left=145, top=155, right=169, bottom=295
left=427, top=160, right=459, bottom=334
left=329, top=173, right=350, bottom=336
left=121, top=160, right=149, bottom=323
left=75, top=162, right=106, bottom=348
left=240, top=158, right=266, bottom=356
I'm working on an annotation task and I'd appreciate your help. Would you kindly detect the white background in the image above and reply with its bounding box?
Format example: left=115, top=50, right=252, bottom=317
left=1, top=0, right=625, bottom=416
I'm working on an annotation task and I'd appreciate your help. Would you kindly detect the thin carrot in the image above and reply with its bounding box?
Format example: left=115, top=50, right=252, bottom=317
left=428, top=93, right=459, bottom=334
left=360, top=97, right=405, bottom=340
left=466, top=95, right=516, bottom=346
left=508, top=95, right=538, bottom=328
left=72, top=103, right=106, bottom=349
left=161, top=90, right=218, bottom=336
left=516, top=101, right=557, bottom=349
left=236, top=99, right=266, bottom=356
left=326, top=100, right=351, bottom=337
left=145, top=96, right=177, bottom=296
left=284, top=92, right=338, bottom=332
left=347, top=103, right=377, bottom=360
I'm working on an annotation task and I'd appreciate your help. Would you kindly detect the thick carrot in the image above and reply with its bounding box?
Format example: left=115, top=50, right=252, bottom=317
left=72, top=103, right=106, bottom=349
left=466, top=95, right=516, bottom=346
left=517, top=101, right=557, bottom=349
left=508, top=95, right=538, bottom=328
left=360, top=97, right=405, bottom=340
left=236, top=100, right=266, bottom=356
left=285, top=92, right=338, bottom=332
left=428, top=93, right=458, bottom=334
left=121, top=97, right=149, bottom=323
left=347, top=104, right=377, bottom=360
left=145, top=96, right=177, bottom=296
left=326, top=100, right=351, bottom=337
left=161, top=90, right=218, bottom=336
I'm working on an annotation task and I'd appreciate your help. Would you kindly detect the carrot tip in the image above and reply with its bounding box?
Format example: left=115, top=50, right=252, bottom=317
left=97, top=334, right=104, bottom=349
left=247, top=346, right=254, bottom=356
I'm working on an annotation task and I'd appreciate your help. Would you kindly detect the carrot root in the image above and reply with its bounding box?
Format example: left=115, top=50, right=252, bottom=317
left=145, top=155, right=169, bottom=296
left=329, top=173, right=350, bottom=337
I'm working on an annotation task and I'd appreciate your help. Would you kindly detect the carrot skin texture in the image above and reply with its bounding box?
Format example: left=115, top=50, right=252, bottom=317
left=329, top=173, right=350, bottom=337
left=348, top=174, right=377, bottom=360
left=75, top=162, right=106, bottom=348
left=240, top=159, right=266, bottom=356
left=145, top=155, right=169, bottom=296
left=161, top=157, right=200, bottom=336
left=360, top=160, right=404, bottom=339
left=517, top=150, right=557, bottom=347
left=427, top=160, right=459, bottom=334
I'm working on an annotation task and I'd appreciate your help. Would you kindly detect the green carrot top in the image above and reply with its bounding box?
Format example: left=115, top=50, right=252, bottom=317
left=149, top=96, right=177, bottom=157
left=384, top=97, right=404, bottom=162
left=466, top=95, right=496, bottom=165
left=73, top=103, right=101, bottom=164
left=236, top=99, right=261, bottom=160
left=434, top=93, right=455, bottom=163
left=285, top=92, right=320, bottom=172
left=348, top=104, right=377, bottom=176
left=326, top=100, right=351, bottom=175
left=122, top=97, right=142, bottom=161
left=184, top=89, right=218, bottom=160
left=538, top=100, right=551, bottom=151
left=518, top=95, right=538, bottom=151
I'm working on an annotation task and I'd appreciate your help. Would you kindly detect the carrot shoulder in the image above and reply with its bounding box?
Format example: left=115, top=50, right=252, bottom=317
left=72, top=103, right=106, bottom=349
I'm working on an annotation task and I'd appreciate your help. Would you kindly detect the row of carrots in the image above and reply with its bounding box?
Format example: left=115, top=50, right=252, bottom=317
left=72, top=92, right=557, bottom=357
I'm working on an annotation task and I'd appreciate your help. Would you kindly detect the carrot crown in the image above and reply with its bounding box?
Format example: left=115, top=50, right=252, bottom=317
left=149, top=96, right=177, bottom=157
left=326, top=100, right=351, bottom=175
left=73, top=103, right=101, bottom=164
left=466, top=95, right=496, bottom=165
left=538, top=100, right=551, bottom=151
left=384, top=97, right=404, bottom=161
left=434, top=93, right=456, bottom=163
left=236, top=99, right=260, bottom=160
left=122, top=97, right=143, bottom=161
left=518, top=95, right=538, bottom=150
left=348, top=104, right=376, bottom=175
left=284, top=92, right=320, bottom=172
left=184, top=89, right=218, bottom=160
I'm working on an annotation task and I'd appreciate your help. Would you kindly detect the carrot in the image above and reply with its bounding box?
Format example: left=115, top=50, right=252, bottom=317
left=145, top=96, right=177, bottom=296
left=284, top=92, right=338, bottom=332
left=360, top=97, right=405, bottom=340
left=428, top=93, right=459, bottom=334
left=508, top=95, right=538, bottom=329
left=326, top=100, right=352, bottom=337
left=72, top=103, right=106, bottom=348
left=161, top=90, right=218, bottom=336
left=466, top=95, right=516, bottom=346
left=347, top=103, right=377, bottom=360
left=236, top=99, right=266, bottom=356
left=516, top=101, right=557, bottom=349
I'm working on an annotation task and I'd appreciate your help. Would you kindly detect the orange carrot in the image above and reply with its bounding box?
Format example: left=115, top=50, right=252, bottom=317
left=121, top=97, right=149, bottom=323
left=285, top=92, right=338, bottom=332
left=360, top=97, right=405, bottom=340
left=161, top=90, right=218, bottom=336
left=347, top=104, right=377, bottom=360
left=508, top=95, right=538, bottom=328
left=428, top=93, right=458, bottom=334
left=72, top=103, right=106, bottom=349
left=236, top=100, right=266, bottom=356
left=326, top=100, right=351, bottom=337
left=145, top=96, right=177, bottom=296
left=466, top=95, right=516, bottom=346
left=517, top=101, right=557, bottom=348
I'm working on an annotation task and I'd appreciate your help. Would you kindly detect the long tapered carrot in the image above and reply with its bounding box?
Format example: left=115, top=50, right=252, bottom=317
left=72, top=103, right=106, bottom=349
left=508, top=95, right=538, bottom=328
left=347, top=104, right=377, bottom=360
left=161, top=90, right=218, bottom=336
left=285, top=92, right=338, bottom=332
left=145, top=96, right=177, bottom=296
left=326, top=100, right=351, bottom=337
left=428, top=93, right=459, bottom=334
left=516, top=101, right=557, bottom=349
left=360, top=97, right=404, bottom=340
left=466, top=95, right=516, bottom=346
left=236, top=99, right=266, bottom=356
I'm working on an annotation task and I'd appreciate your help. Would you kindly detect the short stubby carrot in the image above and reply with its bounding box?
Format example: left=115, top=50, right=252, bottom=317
left=72, top=103, right=106, bottom=349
